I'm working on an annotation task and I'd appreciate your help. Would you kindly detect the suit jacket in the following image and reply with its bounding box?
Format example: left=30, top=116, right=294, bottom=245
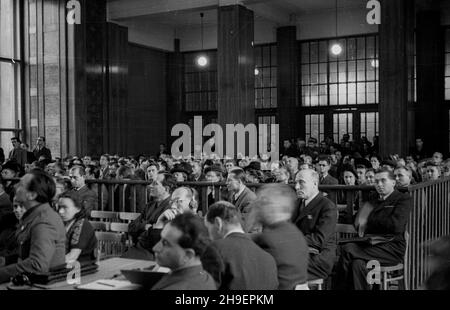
left=8, top=148, right=27, bottom=167
left=292, top=192, right=337, bottom=275
left=204, top=232, right=278, bottom=290
left=253, top=221, right=309, bottom=290
left=229, top=187, right=256, bottom=231
left=319, top=174, right=339, bottom=203
left=151, top=265, right=216, bottom=290
left=0, top=203, right=66, bottom=283
left=128, top=197, right=172, bottom=243
left=365, top=190, right=412, bottom=240
left=0, top=192, right=12, bottom=222
left=32, top=146, right=52, bottom=161
left=77, top=186, right=98, bottom=216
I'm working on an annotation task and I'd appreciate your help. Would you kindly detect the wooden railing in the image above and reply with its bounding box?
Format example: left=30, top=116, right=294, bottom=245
left=4, top=176, right=447, bottom=289
left=405, top=177, right=450, bottom=290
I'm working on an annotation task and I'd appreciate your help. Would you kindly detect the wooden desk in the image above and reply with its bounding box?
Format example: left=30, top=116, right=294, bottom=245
left=0, top=258, right=155, bottom=290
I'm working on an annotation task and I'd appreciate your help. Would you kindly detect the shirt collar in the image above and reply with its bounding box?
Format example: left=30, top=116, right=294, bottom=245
left=305, top=191, right=320, bottom=207
left=223, top=229, right=244, bottom=239
left=234, top=186, right=246, bottom=200
left=379, top=191, right=394, bottom=201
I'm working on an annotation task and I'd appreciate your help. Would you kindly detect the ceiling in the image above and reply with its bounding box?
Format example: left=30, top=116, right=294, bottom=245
left=107, top=0, right=368, bottom=27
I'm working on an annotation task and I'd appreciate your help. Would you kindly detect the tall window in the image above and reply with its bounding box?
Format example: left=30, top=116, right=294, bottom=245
left=300, top=35, right=379, bottom=107
left=445, top=28, right=450, bottom=101
left=184, top=51, right=218, bottom=113
left=360, top=112, right=379, bottom=142
left=300, top=34, right=378, bottom=142
left=255, top=44, right=277, bottom=109
left=305, top=114, right=324, bottom=143
left=333, top=113, right=353, bottom=143
left=0, top=0, right=22, bottom=154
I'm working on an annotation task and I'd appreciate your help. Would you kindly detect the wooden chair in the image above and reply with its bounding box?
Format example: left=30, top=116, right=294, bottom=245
left=336, top=223, right=358, bottom=242
left=90, top=210, right=119, bottom=222
left=379, top=231, right=410, bottom=290
left=89, top=220, right=110, bottom=231
left=119, top=212, right=140, bottom=223
left=110, top=222, right=133, bottom=248
left=95, top=231, right=126, bottom=261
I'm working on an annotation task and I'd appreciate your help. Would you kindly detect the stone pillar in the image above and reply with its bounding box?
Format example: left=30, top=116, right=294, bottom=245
left=379, top=0, right=415, bottom=157
left=277, top=26, right=299, bottom=145
left=416, top=0, right=446, bottom=154
left=217, top=5, right=255, bottom=157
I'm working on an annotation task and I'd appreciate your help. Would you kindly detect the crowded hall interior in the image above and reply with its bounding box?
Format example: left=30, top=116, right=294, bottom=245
left=1, top=0, right=450, bottom=291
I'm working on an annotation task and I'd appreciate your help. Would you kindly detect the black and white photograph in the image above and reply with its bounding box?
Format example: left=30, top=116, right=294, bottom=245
left=0, top=0, right=450, bottom=297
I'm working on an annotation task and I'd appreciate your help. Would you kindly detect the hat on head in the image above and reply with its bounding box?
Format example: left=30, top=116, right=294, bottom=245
left=244, top=161, right=261, bottom=171
left=170, top=163, right=192, bottom=176
left=355, top=158, right=372, bottom=169
left=308, top=137, right=317, bottom=144
left=204, top=164, right=224, bottom=176
left=381, top=159, right=397, bottom=168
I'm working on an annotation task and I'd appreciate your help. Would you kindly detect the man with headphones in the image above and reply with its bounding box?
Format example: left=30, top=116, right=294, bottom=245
left=122, top=186, right=197, bottom=260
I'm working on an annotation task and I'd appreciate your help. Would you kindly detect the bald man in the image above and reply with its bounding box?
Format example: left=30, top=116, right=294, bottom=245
left=292, top=169, right=337, bottom=282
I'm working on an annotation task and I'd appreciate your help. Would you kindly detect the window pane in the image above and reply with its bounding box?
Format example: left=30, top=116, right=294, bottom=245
left=357, top=37, right=366, bottom=59
left=0, top=0, right=20, bottom=59
left=301, top=43, right=310, bottom=64
left=330, top=84, right=338, bottom=106
left=347, top=38, right=356, bottom=60
left=310, top=42, right=318, bottom=63
left=319, top=41, right=328, bottom=63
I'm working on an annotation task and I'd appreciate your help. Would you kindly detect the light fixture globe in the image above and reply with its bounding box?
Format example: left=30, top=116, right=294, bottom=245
left=254, top=68, right=260, bottom=76
left=330, top=43, right=343, bottom=56
left=196, top=55, right=208, bottom=67
left=371, top=59, right=379, bottom=68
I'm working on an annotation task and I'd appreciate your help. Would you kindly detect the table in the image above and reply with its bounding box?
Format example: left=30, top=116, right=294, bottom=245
left=0, top=258, right=155, bottom=290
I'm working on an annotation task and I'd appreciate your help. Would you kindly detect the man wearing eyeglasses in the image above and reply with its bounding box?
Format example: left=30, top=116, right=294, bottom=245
left=32, top=136, right=52, bottom=162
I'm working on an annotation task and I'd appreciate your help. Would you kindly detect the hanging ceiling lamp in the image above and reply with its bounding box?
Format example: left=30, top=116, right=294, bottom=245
left=196, top=12, right=209, bottom=67
left=330, top=0, right=343, bottom=56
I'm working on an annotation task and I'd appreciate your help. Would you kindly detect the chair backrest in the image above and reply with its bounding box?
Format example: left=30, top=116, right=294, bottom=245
left=90, top=220, right=110, bottom=231
left=119, top=212, right=140, bottom=223
left=95, top=231, right=125, bottom=261
left=336, top=223, right=358, bottom=241
left=404, top=230, right=410, bottom=290
left=90, top=211, right=119, bottom=222
left=110, top=222, right=129, bottom=233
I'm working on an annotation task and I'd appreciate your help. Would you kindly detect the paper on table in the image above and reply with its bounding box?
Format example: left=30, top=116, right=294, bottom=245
left=76, top=279, right=140, bottom=290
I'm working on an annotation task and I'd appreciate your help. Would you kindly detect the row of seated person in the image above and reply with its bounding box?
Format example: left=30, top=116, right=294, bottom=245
left=0, top=167, right=411, bottom=289
left=87, top=167, right=410, bottom=290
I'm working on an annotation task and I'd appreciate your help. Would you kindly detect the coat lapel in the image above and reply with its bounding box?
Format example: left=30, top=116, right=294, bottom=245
left=295, top=192, right=323, bottom=223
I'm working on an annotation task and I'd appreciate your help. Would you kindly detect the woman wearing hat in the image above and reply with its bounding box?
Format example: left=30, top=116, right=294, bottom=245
left=57, top=190, right=97, bottom=264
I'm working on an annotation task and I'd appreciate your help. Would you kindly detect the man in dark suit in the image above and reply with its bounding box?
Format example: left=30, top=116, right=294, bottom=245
left=32, top=136, right=52, bottom=162
left=293, top=169, right=337, bottom=282
left=128, top=172, right=175, bottom=245
left=0, top=176, right=12, bottom=222
left=252, top=184, right=309, bottom=290
left=8, top=137, right=27, bottom=168
left=151, top=213, right=216, bottom=290
left=204, top=164, right=228, bottom=208
left=0, top=170, right=66, bottom=283
left=316, top=155, right=339, bottom=203
left=226, top=168, right=256, bottom=231
left=68, top=166, right=97, bottom=216
left=204, top=201, right=278, bottom=290
left=334, top=168, right=412, bottom=290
